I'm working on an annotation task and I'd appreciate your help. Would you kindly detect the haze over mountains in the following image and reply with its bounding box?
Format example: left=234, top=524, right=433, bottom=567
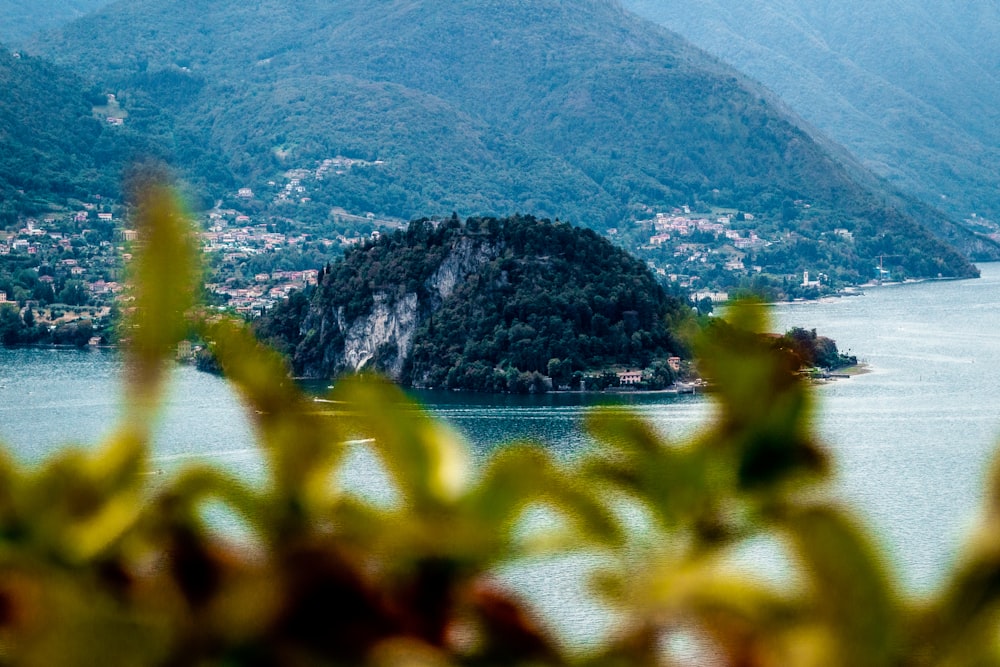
left=0, top=0, right=110, bottom=44
left=4, top=0, right=992, bottom=282
left=624, top=0, right=1000, bottom=228
left=34, top=0, right=860, bottom=228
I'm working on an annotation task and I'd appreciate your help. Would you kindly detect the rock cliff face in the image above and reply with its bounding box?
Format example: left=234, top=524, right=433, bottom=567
left=427, top=236, right=502, bottom=303
left=296, top=231, right=501, bottom=381
left=338, top=292, right=420, bottom=379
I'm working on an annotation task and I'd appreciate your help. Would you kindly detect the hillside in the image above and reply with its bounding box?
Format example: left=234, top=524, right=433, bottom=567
left=0, top=48, right=232, bottom=220
left=256, top=215, right=689, bottom=391
left=623, top=0, right=1000, bottom=235
left=0, top=49, right=130, bottom=222
left=28, top=0, right=983, bottom=281
left=0, top=0, right=110, bottom=44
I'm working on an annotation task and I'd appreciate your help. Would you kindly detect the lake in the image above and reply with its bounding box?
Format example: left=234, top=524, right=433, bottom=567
left=771, top=266, right=1000, bottom=594
left=2, top=263, right=1000, bottom=642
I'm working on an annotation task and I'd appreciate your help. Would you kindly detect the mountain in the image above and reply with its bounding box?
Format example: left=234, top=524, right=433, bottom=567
left=622, top=0, right=1000, bottom=232
left=28, top=0, right=982, bottom=279
left=0, top=48, right=137, bottom=222
left=256, top=214, right=689, bottom=390
left=0, top=48, right=232, bottom=221
left=0, top=0, right=112, bottom=44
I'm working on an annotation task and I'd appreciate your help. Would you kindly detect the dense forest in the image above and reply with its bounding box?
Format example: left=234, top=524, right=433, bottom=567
left=0, top=48, right=230, bottom=221
left=0, top=49, right=122, bottom=222
left=26, top=0, right=983, bottom=279
left=257, top=215, right=690, bottom=391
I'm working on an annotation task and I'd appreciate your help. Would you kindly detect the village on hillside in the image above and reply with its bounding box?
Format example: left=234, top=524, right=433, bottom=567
left=0, top=155, right=876, bottom=347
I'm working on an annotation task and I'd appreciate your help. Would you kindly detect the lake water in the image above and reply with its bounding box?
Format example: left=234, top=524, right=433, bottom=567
left=771, top=266, right=1000, bottom=594
left=2, top=264, right=1000, bottom=644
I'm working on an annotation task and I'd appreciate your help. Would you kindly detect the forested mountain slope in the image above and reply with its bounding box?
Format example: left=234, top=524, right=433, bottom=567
left=0, top=48, right=231, bottom=220
left=257, top=215, right=689, bottom=390
left=28, top=0, right=984, bottom=277
left=623, top=0, right=1000, bottom=232
left=0, top=49, right=141, bottom=222
left=0, top=0, right=110, bottom=44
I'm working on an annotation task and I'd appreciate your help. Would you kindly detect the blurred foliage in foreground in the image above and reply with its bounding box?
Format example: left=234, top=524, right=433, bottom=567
left=1, top=184, right=999, bottom=666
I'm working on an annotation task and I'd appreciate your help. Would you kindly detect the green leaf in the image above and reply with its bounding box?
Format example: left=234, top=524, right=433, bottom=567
left=124, top=182, right=201, bottom=425
left=783, top=505, right=902, bottom=667
left=584, top=408, right=712, bottom=532
left=196, top=316, right=344, bottom=512
left=471, top=444, right=622, bottom=549
left=330, top=376, right=469, bottom=512
left=694, top=300, right=827, bottom=490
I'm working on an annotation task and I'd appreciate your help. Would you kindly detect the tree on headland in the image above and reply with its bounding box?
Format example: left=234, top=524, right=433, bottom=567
left=779, top=325, right=857, bottom=369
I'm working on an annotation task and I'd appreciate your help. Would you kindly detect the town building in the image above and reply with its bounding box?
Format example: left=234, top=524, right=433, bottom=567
left=618, top=370, right=643, bottom=385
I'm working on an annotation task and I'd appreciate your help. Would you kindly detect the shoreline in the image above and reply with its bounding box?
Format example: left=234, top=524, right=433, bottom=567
left=768, top=273, right=977, bottom=307
left=0, top=342, right=115, bottom=351
left=807, top=362, right=870, bottom=384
